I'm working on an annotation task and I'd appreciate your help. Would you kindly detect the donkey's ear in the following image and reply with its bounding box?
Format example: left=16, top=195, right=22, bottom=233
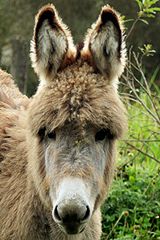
left=81, top=5, right=126, bottom=81
left=30, top=4, right=76, bottom=82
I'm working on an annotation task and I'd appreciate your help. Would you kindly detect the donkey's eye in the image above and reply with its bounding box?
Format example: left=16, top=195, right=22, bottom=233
left=95, top=129, right=113, bottom=142
left=47, top=131, right=56, bottom=140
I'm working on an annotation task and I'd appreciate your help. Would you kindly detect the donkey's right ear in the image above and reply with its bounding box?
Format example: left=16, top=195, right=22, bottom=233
left=30, top=4, right=76, bottom=82
left=81, top=6, right=126, bottom=81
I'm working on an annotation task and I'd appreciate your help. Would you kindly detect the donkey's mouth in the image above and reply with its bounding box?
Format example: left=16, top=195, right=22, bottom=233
left=60, top=222, right=86, bottom=235
left=55, top=213, right=87, bottom=235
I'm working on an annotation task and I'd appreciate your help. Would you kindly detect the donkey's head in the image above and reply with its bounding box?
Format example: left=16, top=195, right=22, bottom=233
left=27, top=4, right=127, bottom=235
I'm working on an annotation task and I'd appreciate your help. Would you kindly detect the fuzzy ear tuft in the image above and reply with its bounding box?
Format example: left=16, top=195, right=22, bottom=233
left=30, top=4, right=76, bottom=82
left=81, top=5, right=126, bottom=82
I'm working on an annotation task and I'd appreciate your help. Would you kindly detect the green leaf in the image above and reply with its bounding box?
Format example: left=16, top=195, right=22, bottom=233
left=136, top=0, right=143, bottom=10
left=139, top=18, right=149, bottom=24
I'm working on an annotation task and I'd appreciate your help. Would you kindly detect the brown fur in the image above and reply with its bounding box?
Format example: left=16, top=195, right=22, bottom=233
left=0, top=4, right=127, bottom=240
left=0, top=69, right=29, bottom=109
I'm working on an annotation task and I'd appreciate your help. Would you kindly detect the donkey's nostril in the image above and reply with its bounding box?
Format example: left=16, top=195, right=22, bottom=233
left=53, top=203, right=90, bottom=224
left=81, top=205, right=90, bottom=222
left=53, top=202, right=91, bottom=234
left=54, top=205, right=62, bottom=221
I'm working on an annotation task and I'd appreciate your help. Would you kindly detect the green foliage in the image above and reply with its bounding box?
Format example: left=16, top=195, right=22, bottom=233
left=139, top=44, right=156, bottom=56
left=101, top=165, right=160, bottom=239
left=136, top=0, right=160, bottom=19
left=101, top=86, right=160, bottom=239
left=127, top=0, right=160, bottom=39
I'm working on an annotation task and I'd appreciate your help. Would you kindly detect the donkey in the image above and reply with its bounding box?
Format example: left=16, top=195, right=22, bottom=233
left=0, top=4, right=127, bottom=240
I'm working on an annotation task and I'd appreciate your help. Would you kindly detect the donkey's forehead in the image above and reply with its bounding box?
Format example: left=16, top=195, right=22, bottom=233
left=37, top=63, right=111, bottom=121
left=29, top=64, right=126, bottom=138
left=42, top=63, right=109, bottom=89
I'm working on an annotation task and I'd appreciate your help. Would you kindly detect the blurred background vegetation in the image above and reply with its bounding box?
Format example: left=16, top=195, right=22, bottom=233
left=0, top=0, right=159, bottom=239
left=0, top=0, right=159, bottom=95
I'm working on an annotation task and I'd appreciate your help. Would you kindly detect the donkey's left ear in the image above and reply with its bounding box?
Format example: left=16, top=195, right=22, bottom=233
left=81, top=5, right=126, bottom=80
left=30, top=4, right=76, bottom=82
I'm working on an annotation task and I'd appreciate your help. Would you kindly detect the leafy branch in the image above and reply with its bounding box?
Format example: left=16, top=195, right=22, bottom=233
left=127, top=0, right=160, bottom=39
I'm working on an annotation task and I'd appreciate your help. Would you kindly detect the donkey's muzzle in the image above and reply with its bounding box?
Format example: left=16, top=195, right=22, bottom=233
left=53, top=201, right=90, bottom=234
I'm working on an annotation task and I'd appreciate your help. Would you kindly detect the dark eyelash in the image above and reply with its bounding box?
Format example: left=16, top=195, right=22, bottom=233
left=37, top=128, right=56, bottom=141
left=95, top=129, right=113, bottom=141
left=38, top=127, right=46, bottom=141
